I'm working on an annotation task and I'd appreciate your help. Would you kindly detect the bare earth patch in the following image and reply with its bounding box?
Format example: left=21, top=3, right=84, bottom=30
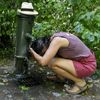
left=0, top=59, right=100, bottom=100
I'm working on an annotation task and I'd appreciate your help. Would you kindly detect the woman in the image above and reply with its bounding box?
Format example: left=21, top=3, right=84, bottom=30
left=30, top=32, right=96, bottom=94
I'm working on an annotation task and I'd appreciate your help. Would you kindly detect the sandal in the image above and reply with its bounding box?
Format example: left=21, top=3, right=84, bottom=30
left=47, top=75, right=60, bottom=81
left=47, top=75, right=57, bottom=80
left=47, top=75, right=66, bottom=83
left=64, top=83, right=88, bottom=95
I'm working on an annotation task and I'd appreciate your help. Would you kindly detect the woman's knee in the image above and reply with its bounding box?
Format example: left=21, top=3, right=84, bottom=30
left=51, top=66, right=59, bottom=72
left=48, top=58, right=60, bottom=68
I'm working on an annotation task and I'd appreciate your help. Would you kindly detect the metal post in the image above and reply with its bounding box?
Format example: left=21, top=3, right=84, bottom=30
left=14, top=2, right=38, bottom=79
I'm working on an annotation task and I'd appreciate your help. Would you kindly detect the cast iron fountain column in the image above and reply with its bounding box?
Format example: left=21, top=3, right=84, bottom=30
left=14, top=2, right=38, bottom=79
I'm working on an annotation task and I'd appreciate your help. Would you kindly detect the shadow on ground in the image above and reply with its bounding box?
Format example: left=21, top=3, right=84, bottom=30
left=0, top=60, right=100, bottom=100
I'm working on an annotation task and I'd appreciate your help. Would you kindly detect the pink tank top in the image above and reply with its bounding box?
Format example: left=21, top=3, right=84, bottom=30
left=51, top=32, right=92, bottom=59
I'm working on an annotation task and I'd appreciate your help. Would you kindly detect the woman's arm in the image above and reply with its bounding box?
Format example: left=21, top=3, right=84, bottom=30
left=30, top=37, right=69, bottom=66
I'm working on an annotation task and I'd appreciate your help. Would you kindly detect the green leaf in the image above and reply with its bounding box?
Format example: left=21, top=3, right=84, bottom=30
left=19, top=86, right=30, bottom=91
left=73, top=22, right=84, bottom=33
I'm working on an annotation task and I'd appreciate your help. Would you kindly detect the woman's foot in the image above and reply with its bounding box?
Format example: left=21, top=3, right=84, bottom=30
left=64, top=79, right=88, bottom=94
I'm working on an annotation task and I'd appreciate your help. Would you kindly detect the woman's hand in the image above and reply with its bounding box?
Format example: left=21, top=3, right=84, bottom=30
left=29, top=48, right=35, bottom=59
left=29, top=48, right=43, bottom=65
left=30, top=48, right=34, bottom=54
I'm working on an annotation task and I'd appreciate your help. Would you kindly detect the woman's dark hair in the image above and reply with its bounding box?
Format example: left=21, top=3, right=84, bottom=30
left=31, top=36, right=50, bottom=56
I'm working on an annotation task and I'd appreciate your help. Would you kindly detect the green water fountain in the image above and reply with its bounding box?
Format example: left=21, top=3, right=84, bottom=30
left=14, top=2, right=38, bottom=85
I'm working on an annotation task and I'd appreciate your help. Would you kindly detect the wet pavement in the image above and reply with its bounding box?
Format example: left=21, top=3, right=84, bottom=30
left=0, top=60, right=100, bottom=100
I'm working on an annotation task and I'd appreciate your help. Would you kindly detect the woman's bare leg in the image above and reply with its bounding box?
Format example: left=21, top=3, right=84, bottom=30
left=48, top=58, right=87, bottom=93
left=48, top=58, right=79, bottom=81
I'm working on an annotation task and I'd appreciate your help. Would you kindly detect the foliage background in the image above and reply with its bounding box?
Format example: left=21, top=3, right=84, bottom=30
left=0, top=0, right=100, bottom=67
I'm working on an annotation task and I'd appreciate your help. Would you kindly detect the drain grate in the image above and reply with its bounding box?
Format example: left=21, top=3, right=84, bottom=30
left=17, top=76, right=43, bottom=86
left=12, top=73, right=46, bottom=87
